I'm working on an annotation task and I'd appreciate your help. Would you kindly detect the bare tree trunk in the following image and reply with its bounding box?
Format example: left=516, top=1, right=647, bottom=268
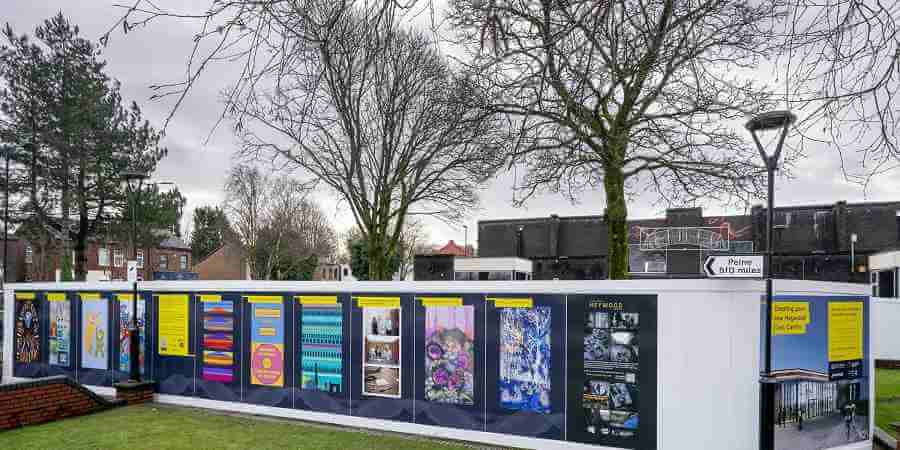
left=604, top=160, right=629, bottom=280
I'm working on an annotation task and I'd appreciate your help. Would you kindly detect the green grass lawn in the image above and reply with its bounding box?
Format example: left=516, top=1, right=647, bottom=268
left=876, top=367, right=900, bottom=439
left=1, top=404, right=478, bottom=450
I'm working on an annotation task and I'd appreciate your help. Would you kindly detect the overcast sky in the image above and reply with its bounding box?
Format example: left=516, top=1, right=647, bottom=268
left=5, top=1, right=900, bottom=251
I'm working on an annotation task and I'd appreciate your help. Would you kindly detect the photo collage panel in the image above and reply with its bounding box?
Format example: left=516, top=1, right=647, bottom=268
left=583, top=308, right=640, bottom=438
left=363, top=307, right=401, bottom=398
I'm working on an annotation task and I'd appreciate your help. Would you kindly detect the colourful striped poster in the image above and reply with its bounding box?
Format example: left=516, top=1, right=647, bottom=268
left=201, top=295, right=235, bottom=383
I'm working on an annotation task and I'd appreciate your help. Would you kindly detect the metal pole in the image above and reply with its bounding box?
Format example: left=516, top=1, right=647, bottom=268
left=129, top=182, right=141, bottom=382
left=758, top=159, right=776, bottom=450
left=464, top=225, right=468, bottom=257
left=3, top=147, right=9, bottom=284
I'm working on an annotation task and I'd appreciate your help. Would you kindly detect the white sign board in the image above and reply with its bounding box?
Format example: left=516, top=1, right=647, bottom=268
left=704, top=255, right=763, bottom=278
left=127, top=260, right=138, bottom=282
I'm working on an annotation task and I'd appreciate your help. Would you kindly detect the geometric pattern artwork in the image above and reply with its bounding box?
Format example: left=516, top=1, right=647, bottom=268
left=201, top=297, right=235, bottom=383
left=15, top=299, right=40, bottom=363
left=301, top=304, right=343, bottom=393
left=424, top=306, right=475, bottom=405
left=499, top=307, right=552, bottom=414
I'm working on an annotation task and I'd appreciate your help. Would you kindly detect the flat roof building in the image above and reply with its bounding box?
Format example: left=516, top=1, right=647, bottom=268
left=477, top=201, right=900, bottom=282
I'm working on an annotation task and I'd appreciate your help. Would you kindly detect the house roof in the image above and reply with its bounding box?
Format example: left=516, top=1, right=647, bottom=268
left=436, top=240, right=468, bottom=256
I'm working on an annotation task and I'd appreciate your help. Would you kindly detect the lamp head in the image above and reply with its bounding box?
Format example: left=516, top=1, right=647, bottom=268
left=745, top=110, right=796, bottom=132
left=121, top=170, right=149, bottom=191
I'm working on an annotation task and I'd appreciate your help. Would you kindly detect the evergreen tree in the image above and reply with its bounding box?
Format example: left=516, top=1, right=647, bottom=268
left=189, top=205, right=231, bottom=263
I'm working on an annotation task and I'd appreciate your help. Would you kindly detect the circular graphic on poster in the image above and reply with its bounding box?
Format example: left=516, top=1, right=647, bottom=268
left=251, top=343, right=284, bottom=385
left=16, top=301, right=40, bottom=363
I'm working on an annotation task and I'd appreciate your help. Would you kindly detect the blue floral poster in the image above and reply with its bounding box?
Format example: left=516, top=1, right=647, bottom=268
left=499, top=307, right=551, bottom=414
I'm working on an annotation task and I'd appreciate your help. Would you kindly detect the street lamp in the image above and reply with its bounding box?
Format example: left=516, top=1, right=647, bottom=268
left=1, top=144, right=12, bottom=285
left=463, top=225, right=468, bottom=257
left=121, top=170, right=148, bottom=382
left=746, top=110, right=796, bottom=450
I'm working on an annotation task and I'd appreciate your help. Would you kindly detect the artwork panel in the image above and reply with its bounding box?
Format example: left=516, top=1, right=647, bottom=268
left=81, top=299, right=109, bottom=370
left=424, top=306, right=475, bottom=405
left=49, top=300, right=71, bottom=366
left=250, top=302, right=284, bottom=387
left=15, top=300, right=40, bottom=363
left=498, top=307, right=552, bottom=414
left=362, top=307, right=402, bottom=398
left=300, top=304, right=343, bottom=393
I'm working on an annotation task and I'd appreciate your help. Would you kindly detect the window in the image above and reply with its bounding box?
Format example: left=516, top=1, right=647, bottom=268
left=878, top=269, right=897, bottom=298
left=98, top=248, right=110, bottom=267
left=159, top=254, right=168, bottom=271
left=25, top=245, right=33, bottom=264
left=896, top=210, right=900, bottom=241
left=113, top=249, right=124, bottom=268
left=179, top=255, right=188, bottom=271
left=136, top=250, right=144, bottom=269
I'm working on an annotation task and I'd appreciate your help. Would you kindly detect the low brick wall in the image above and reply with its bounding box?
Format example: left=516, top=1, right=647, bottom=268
left=0, top=376, right=121, bottom=430
left=114, top=381, right=156, bottom=405
left=877, top=359, right=900, bottom=370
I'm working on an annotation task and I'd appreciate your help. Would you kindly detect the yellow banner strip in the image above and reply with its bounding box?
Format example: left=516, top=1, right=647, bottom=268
left=15, top=292, right=36, bottom=300
left=116, top=293, right=134, bottom=301
left=47, top=293, right=67, bottom=302
left=298, top=295, right=338, bottom=305
left=355, top=296, right=400, bottom=307
left=247, top=295, right=283, bottom=304
left=157, top=294, right=189, bottom=302
left=79, top=292, right=101, bottom=301
left=199, top=294, right=223, bottom=303
left=419, top=297, right=463, bottom=307
left=487, top=297, right=533, bottom=308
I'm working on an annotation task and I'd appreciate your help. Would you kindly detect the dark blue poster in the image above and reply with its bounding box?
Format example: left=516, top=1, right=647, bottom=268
left=295, top=294, right=351, bottom=415
left=566, top=294, right=658, bottom=449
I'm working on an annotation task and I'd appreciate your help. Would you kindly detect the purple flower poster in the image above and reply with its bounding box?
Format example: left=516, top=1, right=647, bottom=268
left=424, top=306, right=475, bottom=405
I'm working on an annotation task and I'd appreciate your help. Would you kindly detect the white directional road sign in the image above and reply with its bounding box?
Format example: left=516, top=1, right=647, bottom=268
left=704, top=255, right=763, bottom=278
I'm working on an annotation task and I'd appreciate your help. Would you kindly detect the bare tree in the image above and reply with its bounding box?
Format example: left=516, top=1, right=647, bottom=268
left=224, top=164, right=336, bottom=280
left=397, top=217, right=430, bottom=281
left=449, top=0, right=783, bottom=278
left=230, top=8, right=504, bottom=280
left=224, top=164, right=269, bottom=279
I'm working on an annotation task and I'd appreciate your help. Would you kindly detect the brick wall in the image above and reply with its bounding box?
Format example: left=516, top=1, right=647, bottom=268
left=0, top=376, right=119, bottom=430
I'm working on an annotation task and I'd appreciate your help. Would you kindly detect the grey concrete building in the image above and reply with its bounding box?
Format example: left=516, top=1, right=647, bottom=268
left=476, top=201, right=900, bottom=282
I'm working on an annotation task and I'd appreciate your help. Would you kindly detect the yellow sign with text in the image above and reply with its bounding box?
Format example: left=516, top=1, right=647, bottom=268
left=489, top=297, right=533, bottom=308
left=158, top=294, right=189, bottom=357
left=46, top=293, right=66, bottom=302
left=772, top=302, right=810, bottom=335
left=356, top=297, right=400, bottom=308
left=298, top=296, right=338, bottom=305
left=828, top=302, right=863, bottom=362
left=419, top=297, right=463, bottom=307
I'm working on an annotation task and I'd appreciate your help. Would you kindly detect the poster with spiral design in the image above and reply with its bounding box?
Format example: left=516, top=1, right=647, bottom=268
left=15, top=298, right=40, bottom=363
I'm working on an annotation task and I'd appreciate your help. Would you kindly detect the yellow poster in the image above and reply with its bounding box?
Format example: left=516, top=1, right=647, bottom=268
left=772, top=302, right=810, bottom=335
left=828, top=302, right=863, bottom=362
left=158, top=294, right=190, bottom=356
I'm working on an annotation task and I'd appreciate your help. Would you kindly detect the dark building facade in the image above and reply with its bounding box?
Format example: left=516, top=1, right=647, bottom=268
left=478, top=201, right=900, bottom=282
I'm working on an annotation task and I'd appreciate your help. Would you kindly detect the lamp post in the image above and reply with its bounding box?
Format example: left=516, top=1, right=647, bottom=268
left=850, top=233, right=858, bottom=276
left=463, top=225, right=468, bottom=257
left=122, top=170, right=148, bottom=382
left=1, top=144, right=11, bottom=285
left=746, top=110, right=796, bottom=450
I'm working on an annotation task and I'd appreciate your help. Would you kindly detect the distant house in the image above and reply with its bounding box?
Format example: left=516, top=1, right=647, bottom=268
left=16, top=217, right=190, bottom=282
left=312, top=263, right=355, bottom=281
left=194, top=242, right=251, bottom=280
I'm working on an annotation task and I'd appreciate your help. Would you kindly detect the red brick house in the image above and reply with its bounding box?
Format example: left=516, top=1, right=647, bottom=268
left=16, top=219, right=190, bottom=282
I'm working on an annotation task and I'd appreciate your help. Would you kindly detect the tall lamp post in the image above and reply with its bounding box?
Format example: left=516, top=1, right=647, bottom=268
left=746, top=110, right=796, bottom=450
left=1, top=144, right=12, bottom=285
left=122, top=170, right=148, bottom=382
left=463, top=225, right=468, bottom=257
